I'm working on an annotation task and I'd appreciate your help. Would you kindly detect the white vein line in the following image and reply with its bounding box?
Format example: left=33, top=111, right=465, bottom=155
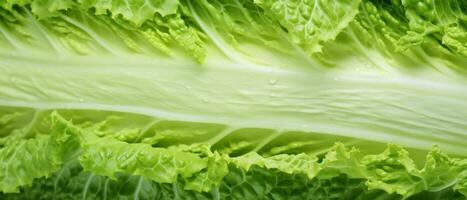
left=82, top=173, right=94, bottom=200
left=23, top=109, right=43, bottom=138
left=346, top=27, right=398, bottom=74
left=212, top=187, right=220, bottom=200
left=23, top=8, right=68, bottom=54
left=53, top=151, right=83, bottom=195
left=133, top=176, right=144, bottom=200
left=0, top=21, right=25, bottom=50
left=172, top=182, right=180, bottom=199
left=252, top=131, right=281, bottom=152
left=186, top=1, right=249, bottom=64
left=5, top=142, right=26, bottom=186
left=103, top=179, right=110, bottom=200
left=136, top=119, right=160, bottom=142
left=207, top=127, right=236, bottom=145
left=59, top=14, right=121, bottom=55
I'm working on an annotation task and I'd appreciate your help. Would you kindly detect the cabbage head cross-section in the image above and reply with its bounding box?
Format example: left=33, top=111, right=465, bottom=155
left=0, top=0, right=467, bottom=199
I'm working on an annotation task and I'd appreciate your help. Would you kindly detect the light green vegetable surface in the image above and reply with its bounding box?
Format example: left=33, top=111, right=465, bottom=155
left=0, top=0, right=467, bottom=199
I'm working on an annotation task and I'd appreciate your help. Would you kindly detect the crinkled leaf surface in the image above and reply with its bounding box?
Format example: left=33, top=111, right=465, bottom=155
left=0, top=0, right=467, bottom=199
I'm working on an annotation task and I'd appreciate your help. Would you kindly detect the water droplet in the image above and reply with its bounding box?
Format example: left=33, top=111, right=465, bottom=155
left=183, top=84, right=191, bottom=90
left=268, top=79, right=277, bottom=86
left=9, top=76, right=18, bottom=83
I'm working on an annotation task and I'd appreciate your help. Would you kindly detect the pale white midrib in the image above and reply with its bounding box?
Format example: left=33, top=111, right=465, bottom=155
left=2, top=51, right=467, bottom=155
left=2, top=50, right=467, bottom=94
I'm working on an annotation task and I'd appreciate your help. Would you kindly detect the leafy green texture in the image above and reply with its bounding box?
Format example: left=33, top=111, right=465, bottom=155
left=1, top=0, right=467, bottom=199
left=0, top=112, right=466, bottom=199
left=254, top=0, right=361, bottom=54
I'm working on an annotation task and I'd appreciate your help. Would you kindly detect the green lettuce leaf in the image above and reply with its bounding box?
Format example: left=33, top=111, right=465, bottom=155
left=0, top=112, right=466, bottom=199
left=1, top=0, right=467, bottom=199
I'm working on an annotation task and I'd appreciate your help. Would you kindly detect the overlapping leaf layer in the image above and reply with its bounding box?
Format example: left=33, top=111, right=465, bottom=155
left=1, top=0, right=467, bottom=199
left=0, top=110, right=465, bottom=199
